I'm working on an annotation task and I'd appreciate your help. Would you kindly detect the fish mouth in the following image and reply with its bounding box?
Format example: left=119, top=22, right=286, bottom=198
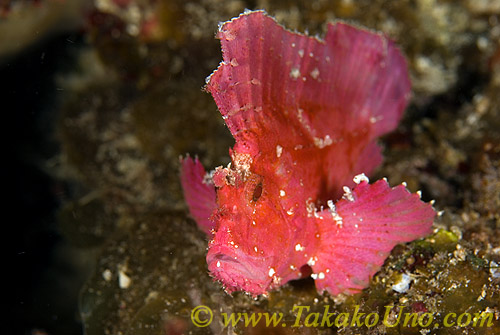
left=207, top=245, right=272, bottom=295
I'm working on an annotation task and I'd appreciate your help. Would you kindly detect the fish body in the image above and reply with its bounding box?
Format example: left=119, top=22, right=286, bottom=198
left=181, top=11, right=435, bottom=296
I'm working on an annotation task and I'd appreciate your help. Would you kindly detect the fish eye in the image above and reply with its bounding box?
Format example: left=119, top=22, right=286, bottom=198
left=252, top=182, right=263, bottom=202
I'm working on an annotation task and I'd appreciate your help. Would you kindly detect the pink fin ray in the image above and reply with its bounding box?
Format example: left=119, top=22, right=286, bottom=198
left=322, top=23, right=411, bottom=137
left=179, top=156, right=216, bottom=235
left=206, top=11, right=410, bottom=195
left=206, top=12, right=410, bottom=147
left=310, top=179, right=435, bottom=295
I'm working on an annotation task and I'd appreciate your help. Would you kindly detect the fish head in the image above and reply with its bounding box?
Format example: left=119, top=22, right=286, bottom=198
left=206, top=154, right=300, bottom=295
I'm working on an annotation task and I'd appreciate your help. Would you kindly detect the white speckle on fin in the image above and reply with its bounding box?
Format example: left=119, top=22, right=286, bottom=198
left=306, top=198, right=316, bottom=217
left=313, top=135, right=333, bottom=148
left=310, top=68, right=320, bottom=80
left=327, top=200, right=343, bottom=226
left=353, top=173, right=369, bottom=184
left=307, top=257, right=318, bottom=266
left=276, top=144, right=283, bottom=158
left=342, top=186, right=354, bottom=201
left=295, top=243, right=305, bottom=251
left=369, top=115, right=384, bottom=123
left=290, top=67, right=301, bottom=79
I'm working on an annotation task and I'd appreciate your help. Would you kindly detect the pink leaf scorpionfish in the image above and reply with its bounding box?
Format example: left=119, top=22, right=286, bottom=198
left=180, top=10, right=435, bottom=296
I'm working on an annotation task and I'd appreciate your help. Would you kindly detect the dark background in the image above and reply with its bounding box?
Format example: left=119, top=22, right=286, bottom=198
left=2, top=32, right=84, bottom=335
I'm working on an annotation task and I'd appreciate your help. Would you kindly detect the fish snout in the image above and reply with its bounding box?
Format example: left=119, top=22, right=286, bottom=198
left=207, top=244, right=273, bottom=295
